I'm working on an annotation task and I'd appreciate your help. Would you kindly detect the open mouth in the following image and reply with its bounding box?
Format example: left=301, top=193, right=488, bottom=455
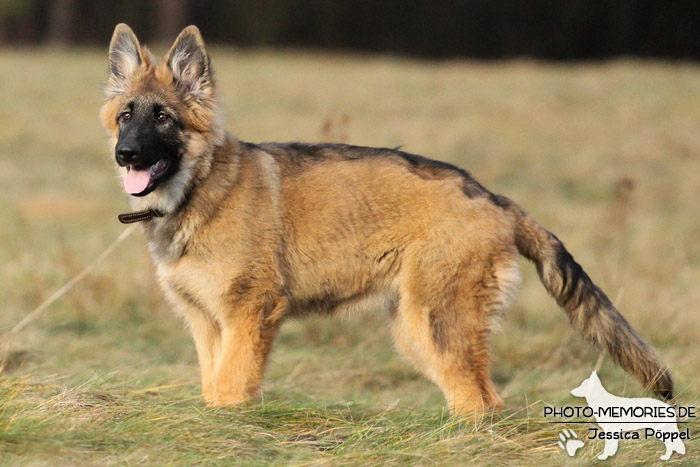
left=123, top=159, right=171, bottom=196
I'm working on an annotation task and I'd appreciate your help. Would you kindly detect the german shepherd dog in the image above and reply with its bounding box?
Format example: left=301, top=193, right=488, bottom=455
left=100, top=24, right=673, bottom=414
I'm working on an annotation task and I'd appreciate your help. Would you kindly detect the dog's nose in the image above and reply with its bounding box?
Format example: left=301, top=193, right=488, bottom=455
left=116, top=144, right=140, bottom=166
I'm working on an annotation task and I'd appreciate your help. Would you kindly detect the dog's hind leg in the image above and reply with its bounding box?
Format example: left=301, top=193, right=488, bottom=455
left=661, top=438, right=686, bottom=460
left=661, top=443, right=672, bottom=461
left=390, top=291, right=500, bottom=415
left=390, top=250, right=519, bottom=415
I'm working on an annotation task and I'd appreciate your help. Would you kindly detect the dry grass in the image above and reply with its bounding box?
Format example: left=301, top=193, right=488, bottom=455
left=0, top=47, right=698, bottom=465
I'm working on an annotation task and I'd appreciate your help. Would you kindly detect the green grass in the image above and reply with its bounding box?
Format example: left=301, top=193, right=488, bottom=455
left=1, top=47, right=699, bottom=464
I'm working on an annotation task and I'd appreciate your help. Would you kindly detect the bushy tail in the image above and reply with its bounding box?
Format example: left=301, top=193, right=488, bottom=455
left=507, top=202, right=673, bottom=400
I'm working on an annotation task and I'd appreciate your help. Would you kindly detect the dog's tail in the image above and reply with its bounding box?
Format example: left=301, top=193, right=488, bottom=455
left=502, top=199, right=673, bottom=400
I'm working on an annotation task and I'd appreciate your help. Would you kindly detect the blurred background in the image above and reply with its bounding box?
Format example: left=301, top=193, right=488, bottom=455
left=1, top=1, right=699, bottom=464
left=1, top=0, right=698, bottom=59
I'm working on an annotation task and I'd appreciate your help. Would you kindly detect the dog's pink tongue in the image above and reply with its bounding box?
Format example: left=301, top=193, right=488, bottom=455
left=124, top=168, right=151, bottom=194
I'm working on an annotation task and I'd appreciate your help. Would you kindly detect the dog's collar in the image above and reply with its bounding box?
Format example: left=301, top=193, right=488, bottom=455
left=118, top=209, right=164, bottom=224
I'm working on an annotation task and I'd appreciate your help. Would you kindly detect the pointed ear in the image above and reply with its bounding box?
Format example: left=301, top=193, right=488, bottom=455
left=164, top=26, right=213, bottom=97
left=107, top=24, right=143, bottom=86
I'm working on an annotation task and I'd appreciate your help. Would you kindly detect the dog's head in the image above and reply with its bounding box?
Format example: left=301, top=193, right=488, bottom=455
left=100, top=24, right=223, bottom=213
left=570, top=370, right=601, bottom=398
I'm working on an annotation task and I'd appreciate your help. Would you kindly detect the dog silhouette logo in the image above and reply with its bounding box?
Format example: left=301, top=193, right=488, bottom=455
left=570, top=370, right=686, bottom=460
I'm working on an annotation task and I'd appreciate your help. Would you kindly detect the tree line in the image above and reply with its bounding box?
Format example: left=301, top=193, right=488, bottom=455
left=1, top=0, right=697, bottom=60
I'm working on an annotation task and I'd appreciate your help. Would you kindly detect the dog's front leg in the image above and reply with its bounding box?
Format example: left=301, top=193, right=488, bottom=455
left=598, top=437, right=619, bottom=460
left=184, top=307, right=221, bottom=404
left=208, top=296, right=286, bottom=407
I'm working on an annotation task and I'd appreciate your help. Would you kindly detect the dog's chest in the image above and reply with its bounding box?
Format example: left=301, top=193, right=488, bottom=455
left=155, top=256, right=229, bottom=319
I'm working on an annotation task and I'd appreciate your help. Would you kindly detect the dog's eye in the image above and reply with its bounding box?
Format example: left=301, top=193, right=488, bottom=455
left=157, top=112, right=169, bottom=122
left=121, top=111, right=131, bottom=122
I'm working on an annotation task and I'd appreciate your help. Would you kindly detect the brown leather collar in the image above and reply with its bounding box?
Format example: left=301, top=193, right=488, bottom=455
left=118, top=209, right=164, bottom=224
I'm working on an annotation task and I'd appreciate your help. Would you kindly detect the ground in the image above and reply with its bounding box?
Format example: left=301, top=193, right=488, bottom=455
left=0, top=48, right=698, bottom=464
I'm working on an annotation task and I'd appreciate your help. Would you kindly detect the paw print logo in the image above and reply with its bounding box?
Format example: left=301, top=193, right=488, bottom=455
left=558, top=429, right=584, bottom=457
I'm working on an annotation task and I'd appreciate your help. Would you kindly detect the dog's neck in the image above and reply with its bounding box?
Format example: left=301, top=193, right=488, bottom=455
left=584, top=378, right=615, bottom=408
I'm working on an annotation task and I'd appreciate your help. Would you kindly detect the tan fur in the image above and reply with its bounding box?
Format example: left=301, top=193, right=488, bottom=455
left=101, top=25, right=672, bottom=415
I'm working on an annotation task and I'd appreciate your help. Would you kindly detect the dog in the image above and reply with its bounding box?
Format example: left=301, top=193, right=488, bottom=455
left=571, top=371, right=685, bottom=460
left=100, top=24, right=673, bottom=414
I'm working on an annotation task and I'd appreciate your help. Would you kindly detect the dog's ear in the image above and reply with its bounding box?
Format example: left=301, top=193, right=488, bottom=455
left=106, top=24, right=144, bottom=95
left=164, top=25, right=213, bottom=98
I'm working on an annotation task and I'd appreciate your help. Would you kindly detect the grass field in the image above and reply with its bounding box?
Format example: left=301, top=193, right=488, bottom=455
left=1, top=47, right=698, bottom=465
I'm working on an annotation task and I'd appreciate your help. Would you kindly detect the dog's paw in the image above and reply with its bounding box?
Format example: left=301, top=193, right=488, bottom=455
left=557, top=429, right=584, bottom=457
